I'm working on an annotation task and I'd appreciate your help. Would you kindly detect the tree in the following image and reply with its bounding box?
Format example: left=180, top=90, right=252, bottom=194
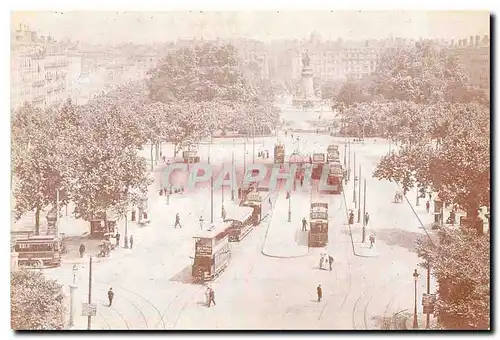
left=147, top=42, right=249, bottom=104
left=372, top=41, right=469, bottom=104
left=417, top=229, right=490, bottom=330
left=11, top=270, right=65, bottom=330
left=11, top=104, right=66, bottom=234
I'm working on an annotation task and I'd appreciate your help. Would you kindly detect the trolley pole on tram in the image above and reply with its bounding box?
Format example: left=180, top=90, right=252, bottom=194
left=357, top=165, right=361, bottom=223
left=87, top=256, right=93, bottom=330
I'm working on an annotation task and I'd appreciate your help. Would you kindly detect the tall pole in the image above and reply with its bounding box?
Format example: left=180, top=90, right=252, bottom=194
left=362, top=179, right=367, bottom=243
left=357, top=165, right=361, bottom=223
left=348, top=140, right=351, bottom=181
left=343, top=142, right=347, bottom=167
left=252, top=123, right=255, bottom=164
left=413, top=278, right=418, bottom=329
left=353, top=152, right=357, bottom=206
left=288, top=193, right=291, bottom=222
left=426, top=261, right=431, bottom=329
left=124, top=214, right=129, bottom=248
left=244, top=135, right=247, bottom=178
left=56, top=189, right=60, bottom=237
left=231, top=138, right=235, bottom=201
left=209, top=135, right=214, bottom=224
left=87, top=256, right=93, bottom=330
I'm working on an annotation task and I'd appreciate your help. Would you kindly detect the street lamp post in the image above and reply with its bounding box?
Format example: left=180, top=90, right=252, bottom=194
left=416, top=186, right=420, bottom=206
left=353, top=152, right=357, bottom=206
left=288, top=192, right=291, bottom=222
left=209, top=135, right=214, bottom=224
left=357, top=165, right=361, bottom=223
left=343, top=141, right=347, bottom=168
left=72, top=264, right=78, bottom=284
left=413, top=269, right=420, bottom=329
left=124, top=214, right=129, bottom=248
left=348, top=140, right=351, bottom=181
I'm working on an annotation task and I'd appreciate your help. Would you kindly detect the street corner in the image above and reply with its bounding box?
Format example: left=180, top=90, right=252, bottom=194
left=353, top=242, right=380, bottom=258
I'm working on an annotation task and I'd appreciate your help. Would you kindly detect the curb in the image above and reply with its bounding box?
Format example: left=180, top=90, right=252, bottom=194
left=261, top=192, right=311, bottom=259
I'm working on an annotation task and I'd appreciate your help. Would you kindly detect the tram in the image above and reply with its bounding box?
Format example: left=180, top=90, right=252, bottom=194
left=311, top=153, right=326, bottom=180
left=14, top=235, right=63, bottom=267
left=241, top=188, right=273, bottom=226
left=192, top=222, right=232, bottom=283
left=323, top=162, right=343, bottom=194
left=308, top=202, right=329, bottom=247
left=225, top=206, right=255, bottom=242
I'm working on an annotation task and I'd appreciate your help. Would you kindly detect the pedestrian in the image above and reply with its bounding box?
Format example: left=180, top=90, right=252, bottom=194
left=159, top=188, right=164, bottom=196
left=348, top=211, right=354, bottom=226
left=291, top=133, right=294, bottom=139
left=364, top=212, right=370, bottom=227
left=208, top=288, right=216, bottom=307
left=317, top=284, right=322, bottom=302
left=328, top=255, right=334, bottom=271
left=266, top=150, right=269, bottom=159
left=238, top=187, right=242, bottom=199
left=222, top=207, right=227, bottom=220
left=162, top=155, right=166, bottom=163
left=199, top=215, right=204, bottom=230
left=107, top=287, right=114, bottom=307
left=426, top=200, right=430, bottom=213
left=302, top=217, right=307, bottom=231
left=269, top=197, right=272, bottom=207
left=205, top=287, right=211, bottom=307
left=174, top=213, right=182, bottom=228
left=79, top=243, right=86, bottom=258
left=369, top=233, right=375, bottom=249
left=129, top=235, right=134, bottom=249
left=319, top=254, right=324, bottom=269
left=300, top=175, right=304, bottom=187
left=428, top=192, right=432, bottom=201
left=115, top=232, right=121, bottom=247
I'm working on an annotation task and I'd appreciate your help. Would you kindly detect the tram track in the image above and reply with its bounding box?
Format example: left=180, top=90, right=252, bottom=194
left=96, top=279, right=161, bottom=329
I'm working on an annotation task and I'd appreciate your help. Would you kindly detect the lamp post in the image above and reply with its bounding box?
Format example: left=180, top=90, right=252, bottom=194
left=413, top=269, right=420, bottom=329
left=124, top=211, right=129, bottom=248
left=348, top=140, right=351, bottom=181
left=72, top=264, right=78, bottom=284
left=416, top=186, right=420, bottom=206
left=209, top=135, right=214, bottom=224
left=357, top=165, right=361, bottom=223
left=343, top=141, right=347, bottom=168
left=353, top=152, right=357, bottom=206
left=288, top=192, right=291, bottom=222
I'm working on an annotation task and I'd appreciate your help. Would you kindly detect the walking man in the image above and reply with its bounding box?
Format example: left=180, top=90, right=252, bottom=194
left=328, top=255, right=334, bottom=271
left=426, top=200, right=430, bottom=213
left=129, top=235, right=134, bottom=249
left=364, top=212, right=370, bottom=227
left=174, top=213, right=182, bottom=228
left=302, top=217, right=308, bottom=231
left=317, top=284, right=322, bottom=302
left=115, top=232, right=121, bottom=248
left=79, top=242, right=86, bottom=258
left=208, top=288, right=216, bottom=307
left=107, top=287, right=114, bottom=307
left=199, top=215, right=204, bottom=230
left=369, top=233, right=375, bottom=249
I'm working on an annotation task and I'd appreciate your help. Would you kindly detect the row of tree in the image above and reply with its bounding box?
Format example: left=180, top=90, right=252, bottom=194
left=333, top=41, right=490, bottom=329
left=12, top=41, right=280, bottom=233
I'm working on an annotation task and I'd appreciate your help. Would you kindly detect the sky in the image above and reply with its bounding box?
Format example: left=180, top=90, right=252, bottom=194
left=11, top=11, right=490, bottom=44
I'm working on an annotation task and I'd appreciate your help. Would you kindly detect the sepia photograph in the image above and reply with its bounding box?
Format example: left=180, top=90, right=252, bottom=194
left=9, top=9, right=490, bottom=331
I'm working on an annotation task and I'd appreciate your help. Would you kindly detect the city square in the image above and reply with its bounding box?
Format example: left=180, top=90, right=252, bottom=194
left=10, top=11, right=490, bottom=331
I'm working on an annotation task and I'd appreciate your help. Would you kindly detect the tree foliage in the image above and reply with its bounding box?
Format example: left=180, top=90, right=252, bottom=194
left=417, top=229, right=490, bottom=330
left=11, top=270, right=64, bottom=330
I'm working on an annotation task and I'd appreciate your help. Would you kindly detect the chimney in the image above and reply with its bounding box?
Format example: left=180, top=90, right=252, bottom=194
left=475, top=35, right=480, bottom=46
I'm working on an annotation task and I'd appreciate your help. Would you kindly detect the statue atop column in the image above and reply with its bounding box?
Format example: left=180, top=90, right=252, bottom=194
left=302, top=51, right=311, bottom=68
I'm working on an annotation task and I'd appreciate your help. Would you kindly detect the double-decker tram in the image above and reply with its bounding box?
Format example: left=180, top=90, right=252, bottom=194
left=192, top=222, right=232, bottom=283
left=311, top=153, right=326, bottom=180
left=241, top=188, right=273, bottom=226
left=225, top=206, right=255, bottom=242
left=323, top=161, right=343, bottom=194
left=308, top=202, right=329, bottom=247
left=14, top=236, right=63, bottom=268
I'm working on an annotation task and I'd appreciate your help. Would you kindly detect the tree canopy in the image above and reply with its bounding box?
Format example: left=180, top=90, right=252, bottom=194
left=11, top=270, right=65, bottom=330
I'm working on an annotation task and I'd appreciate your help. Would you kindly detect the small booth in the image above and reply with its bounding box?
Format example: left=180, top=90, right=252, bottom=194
left=182, top=150, right=200, bottom=164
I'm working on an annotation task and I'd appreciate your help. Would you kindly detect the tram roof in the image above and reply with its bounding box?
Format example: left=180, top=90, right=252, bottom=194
left=193, top=221, right=230, bottom=239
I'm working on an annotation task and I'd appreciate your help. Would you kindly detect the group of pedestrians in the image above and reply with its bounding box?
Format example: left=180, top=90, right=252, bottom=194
left=319, top=252, right=334, bottom=271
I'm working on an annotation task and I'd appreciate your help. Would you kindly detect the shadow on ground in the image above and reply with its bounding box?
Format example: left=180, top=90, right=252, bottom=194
left=169, top=264, right=196, bottom=284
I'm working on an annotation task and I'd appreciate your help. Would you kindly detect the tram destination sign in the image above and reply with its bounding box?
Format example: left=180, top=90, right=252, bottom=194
left=312, top=153, right=325, bottom=163
left=195, top=243, right=212, bottom=257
